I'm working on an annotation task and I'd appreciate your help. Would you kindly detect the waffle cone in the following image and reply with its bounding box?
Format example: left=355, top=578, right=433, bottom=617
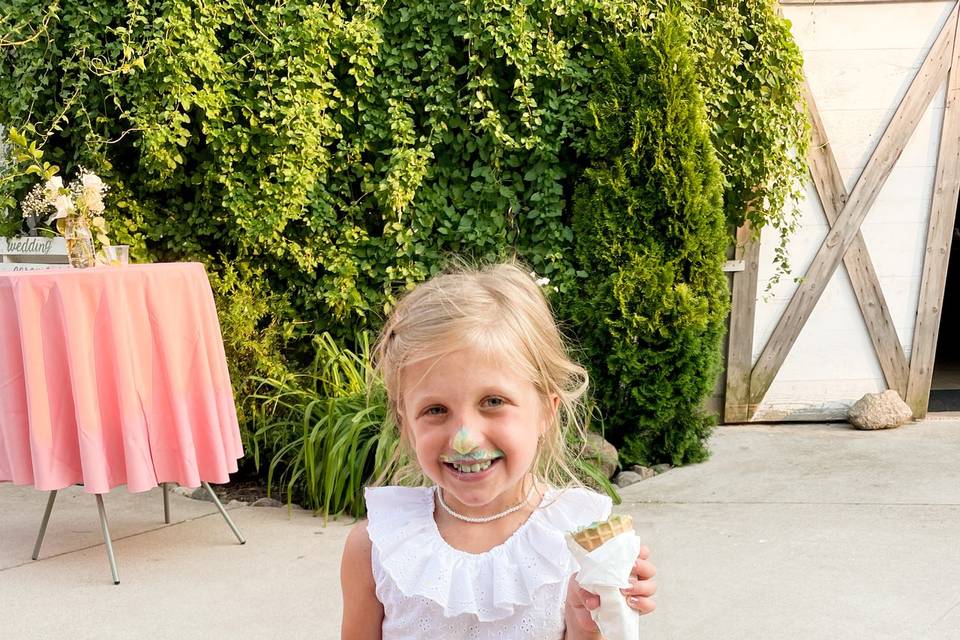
left=572, top=514, right=634, bottom=552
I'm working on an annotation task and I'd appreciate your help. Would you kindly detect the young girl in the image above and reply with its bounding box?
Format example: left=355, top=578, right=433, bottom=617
left=340, top=262, right=657, bottom=639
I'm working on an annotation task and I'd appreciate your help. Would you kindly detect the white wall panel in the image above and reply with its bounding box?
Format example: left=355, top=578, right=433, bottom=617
left=783, top=3, right=954, bottom=52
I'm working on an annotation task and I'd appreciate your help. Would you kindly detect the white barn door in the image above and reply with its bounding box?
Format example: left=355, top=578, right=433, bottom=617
left=726, top=0, right=960, bottom=421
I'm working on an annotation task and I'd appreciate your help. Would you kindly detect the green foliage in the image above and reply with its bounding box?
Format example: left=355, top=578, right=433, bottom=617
left=566, top=11, right=728, bottom=465
left=0, top=125, right=60, bottom=236
left=0, top=0, right=808, bottom=468
left=679, top=1, right=809, bottom=231
left=0, top=0, right=655, bottom=340
left=246, top=332, right=403, bottom=519
left=207, top=260, right=298, bottom=428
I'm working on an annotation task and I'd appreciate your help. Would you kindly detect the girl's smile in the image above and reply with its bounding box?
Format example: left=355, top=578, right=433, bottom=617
left=442, top=456, right=502, bottom=481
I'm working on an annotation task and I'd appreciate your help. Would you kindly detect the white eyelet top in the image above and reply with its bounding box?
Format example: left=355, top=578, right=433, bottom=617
left=364, top=485, right=612, bottom=640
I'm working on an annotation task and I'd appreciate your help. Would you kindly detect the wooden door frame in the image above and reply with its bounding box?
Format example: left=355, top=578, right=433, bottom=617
left=725, top=1, right=960, bottom=421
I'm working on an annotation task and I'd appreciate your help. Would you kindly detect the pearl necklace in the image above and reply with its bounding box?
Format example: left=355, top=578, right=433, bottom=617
left=435, top=485, right=535, bottom=524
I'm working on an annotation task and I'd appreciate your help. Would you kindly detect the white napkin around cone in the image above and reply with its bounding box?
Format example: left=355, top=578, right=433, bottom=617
left=565, top=530, right=643, bottom=639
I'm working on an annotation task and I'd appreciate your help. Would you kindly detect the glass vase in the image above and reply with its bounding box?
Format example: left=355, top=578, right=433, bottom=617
left=64, top=216, right=96, bottom=268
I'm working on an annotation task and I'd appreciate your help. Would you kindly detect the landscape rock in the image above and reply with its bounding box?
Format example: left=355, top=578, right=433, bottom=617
left=583, top=433, right=619, bottom=479
left=629, top=465, right=657, bottom=480
left=170, top=484, right=194, bottom=498
left=848, top=390, right=913, bottom=430
left=251, top=497, right=284, bottom=508
left=613, top=471, right=644, bottom=488
left=652, top=463, right=672, bottom=474
left=190, top=486, right=216, bottom=502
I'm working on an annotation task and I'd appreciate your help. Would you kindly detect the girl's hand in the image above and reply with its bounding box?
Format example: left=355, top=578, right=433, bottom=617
left=621, top=545, right=657, bottom=614
left=565, top=545, right=658, bottom=635
left=565, top=575, right=602, bottom=635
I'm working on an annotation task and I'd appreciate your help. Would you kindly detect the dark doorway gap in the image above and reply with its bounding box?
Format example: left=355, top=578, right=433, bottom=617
left=929, top=213, right=960, bottom=411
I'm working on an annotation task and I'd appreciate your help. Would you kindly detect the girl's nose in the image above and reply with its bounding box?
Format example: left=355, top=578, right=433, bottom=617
left=451, top=426, right=479, bottom=455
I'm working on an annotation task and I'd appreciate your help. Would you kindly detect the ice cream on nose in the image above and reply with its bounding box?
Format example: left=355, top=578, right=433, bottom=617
left=440, top=427, right=504, bottom=467
left=452, top=426, right=478, bottom=455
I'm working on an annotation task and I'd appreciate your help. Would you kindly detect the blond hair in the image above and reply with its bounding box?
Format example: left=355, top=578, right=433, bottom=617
left=371, top=259, right=590, bottom=488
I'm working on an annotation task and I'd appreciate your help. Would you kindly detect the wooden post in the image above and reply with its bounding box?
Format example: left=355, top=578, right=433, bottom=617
left=724, top=222, right=761, bottom=422
left=906, top=9, right=960, bottom=416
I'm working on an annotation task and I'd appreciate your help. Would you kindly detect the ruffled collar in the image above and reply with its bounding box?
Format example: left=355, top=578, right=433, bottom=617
left=365, top=485, right=611, bottom=622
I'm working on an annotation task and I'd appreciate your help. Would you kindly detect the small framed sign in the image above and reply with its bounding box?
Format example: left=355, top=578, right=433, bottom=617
left=0, top=237, right=70, bottom=271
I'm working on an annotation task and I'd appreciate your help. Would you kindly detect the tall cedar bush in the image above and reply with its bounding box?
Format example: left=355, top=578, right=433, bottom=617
left=567, top=12, right=728, bottom=465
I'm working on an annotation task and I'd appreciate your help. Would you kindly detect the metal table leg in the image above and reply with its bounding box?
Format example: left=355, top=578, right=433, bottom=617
left=31, top=482, right=242, bottom=585
left=32, top=490, right=58, bottom=560
left=162, top=482, right=170, bottom=524
left=95, top=494, right=120, bottom=585
left=202, top=481, right=246, bottom=545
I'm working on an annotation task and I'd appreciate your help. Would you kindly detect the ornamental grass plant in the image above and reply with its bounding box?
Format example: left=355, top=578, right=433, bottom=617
left=245, top=332, right=403, bottom=520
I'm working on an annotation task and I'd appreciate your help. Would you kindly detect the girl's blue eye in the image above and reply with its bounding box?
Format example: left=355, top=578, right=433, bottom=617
left=424, top=406, right=446, bottom=416
left=483, top=396, right=505, bottom=408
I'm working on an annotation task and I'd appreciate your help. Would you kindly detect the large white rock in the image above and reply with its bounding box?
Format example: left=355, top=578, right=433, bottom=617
left=848, top=390, right=913, bottom=430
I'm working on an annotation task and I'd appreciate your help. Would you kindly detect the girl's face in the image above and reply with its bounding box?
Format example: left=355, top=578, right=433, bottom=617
left=400, top=347, right=551, bottom=515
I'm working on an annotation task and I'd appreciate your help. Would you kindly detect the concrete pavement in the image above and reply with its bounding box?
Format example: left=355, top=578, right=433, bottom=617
left=2, top=419, right=958, bottom=639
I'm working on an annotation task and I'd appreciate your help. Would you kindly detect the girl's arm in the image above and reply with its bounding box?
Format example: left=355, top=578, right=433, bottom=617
left=340, top=521, right=384, bottom=640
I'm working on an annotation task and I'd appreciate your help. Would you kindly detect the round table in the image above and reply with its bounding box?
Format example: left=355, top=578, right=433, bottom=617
left=0, top=262, right=243, bottom=494
left=0, top=262, right=246, bottom=583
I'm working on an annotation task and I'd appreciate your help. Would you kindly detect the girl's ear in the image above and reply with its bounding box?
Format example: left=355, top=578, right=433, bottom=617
left=539, top=393, right=560, bottom=436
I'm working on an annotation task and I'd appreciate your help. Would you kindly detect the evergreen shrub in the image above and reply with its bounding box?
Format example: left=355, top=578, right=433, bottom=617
left=567, top=11, right=728, bottom=465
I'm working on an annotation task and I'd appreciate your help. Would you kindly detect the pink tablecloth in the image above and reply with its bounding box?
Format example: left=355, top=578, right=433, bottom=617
left=0, top=262, right=243, bottom=494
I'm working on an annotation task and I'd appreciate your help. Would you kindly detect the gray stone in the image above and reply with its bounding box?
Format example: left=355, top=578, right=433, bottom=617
left=848, top=390, right=913, bottom=430
left=629, top=465, right=657, bottom=480
left=652, top=463, right=672, bottom=474
left=251, top=497, right=284, bottom=508
left=583, top=432, right=619, bottom=479
left=227, top=499, right=247, bottom=507
left=190, top=486, right=216, bottom=502
left=170, top=484, right=194, bottom=498
left=614, top=471, right=644, bottom=488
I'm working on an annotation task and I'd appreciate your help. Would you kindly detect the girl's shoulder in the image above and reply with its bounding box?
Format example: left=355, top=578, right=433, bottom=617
left=536, top=486, right=613, bottom=532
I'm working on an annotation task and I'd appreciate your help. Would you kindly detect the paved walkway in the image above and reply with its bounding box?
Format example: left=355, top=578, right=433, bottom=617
left=2, top=420, right=958, bottom=639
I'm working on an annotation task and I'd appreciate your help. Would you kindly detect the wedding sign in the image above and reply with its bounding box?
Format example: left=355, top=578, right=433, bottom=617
left=0, top=236, right=69, bottom=271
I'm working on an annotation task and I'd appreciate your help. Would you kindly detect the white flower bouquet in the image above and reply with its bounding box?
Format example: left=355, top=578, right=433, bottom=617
left=20, top=167, right=113, bottom=268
